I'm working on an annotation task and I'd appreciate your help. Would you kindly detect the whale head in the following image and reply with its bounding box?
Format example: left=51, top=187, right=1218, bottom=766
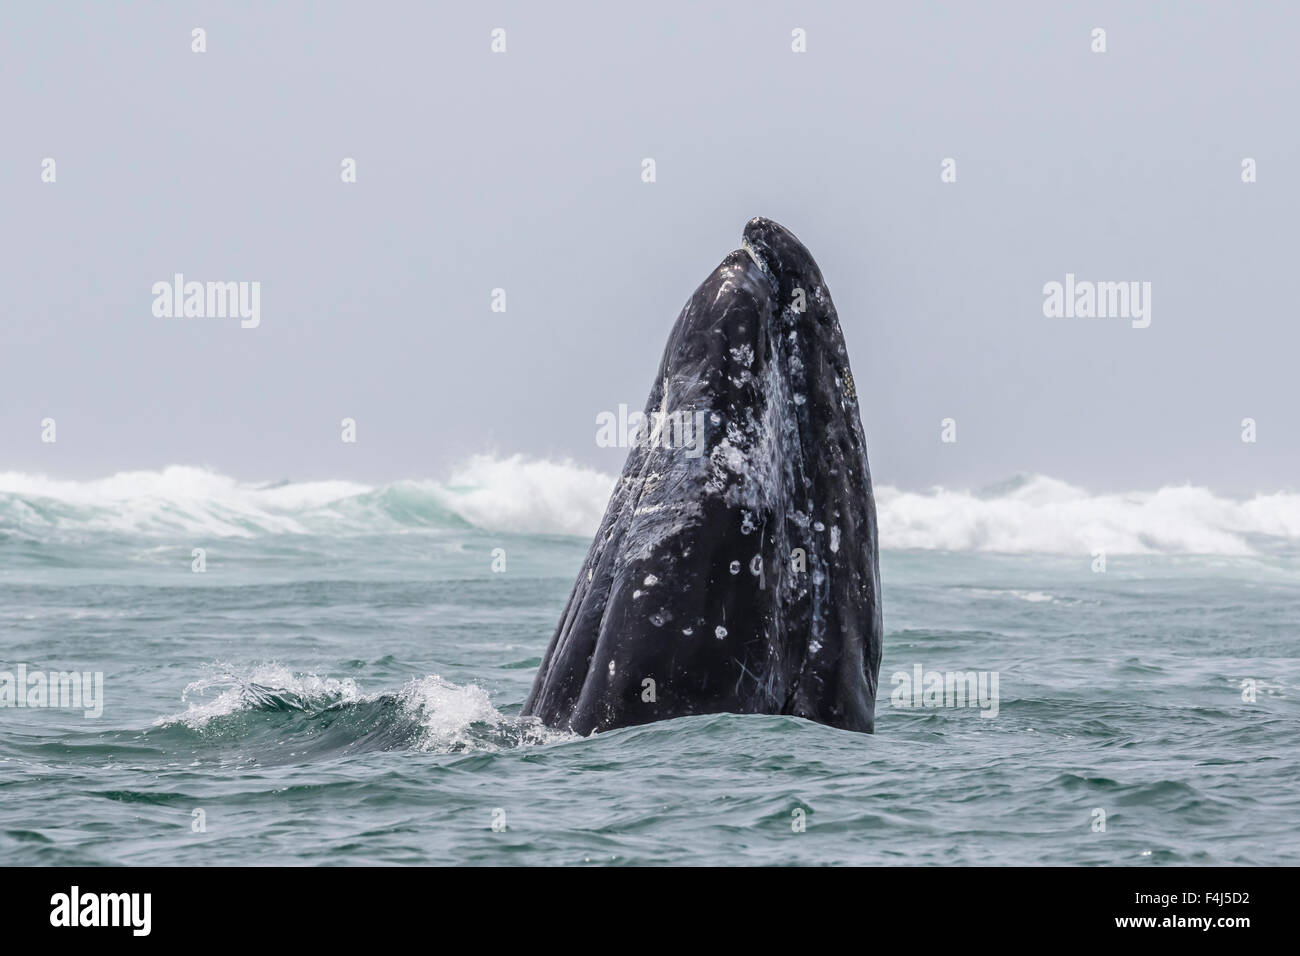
left=523, top=217, right=882, bottom=734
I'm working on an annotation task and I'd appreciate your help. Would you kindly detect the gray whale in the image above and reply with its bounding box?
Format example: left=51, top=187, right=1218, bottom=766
left=522, top=217, right=882, bottom=734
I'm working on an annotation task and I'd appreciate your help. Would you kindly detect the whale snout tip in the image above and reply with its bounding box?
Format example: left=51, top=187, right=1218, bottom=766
left=741, top=217, right=794, bottom=279
left=742, top=216, right=791, bottom=248
left=743, top=214, right=796, bottom=237
left=741, top=217, right=815, bottom=288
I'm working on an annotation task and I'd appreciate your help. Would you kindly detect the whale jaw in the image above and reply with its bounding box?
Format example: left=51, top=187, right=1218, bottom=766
left=522, top=218, right=882, bottom=735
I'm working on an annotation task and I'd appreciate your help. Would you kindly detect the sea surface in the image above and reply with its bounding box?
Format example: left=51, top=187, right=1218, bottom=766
left=2, top=459, right=1298, bottom=865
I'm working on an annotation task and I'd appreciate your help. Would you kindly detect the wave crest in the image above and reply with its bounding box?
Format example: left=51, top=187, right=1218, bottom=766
left=0, top=455, right=613, bottom=542
left=154, top=663, right=572, bottom=754
left=877, top=474, right=1300, bottom=555
left=3, top=459, right=1299, bottom=555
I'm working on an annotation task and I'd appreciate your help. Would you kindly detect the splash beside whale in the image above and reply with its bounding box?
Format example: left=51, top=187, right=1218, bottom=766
left=522, top=217, right=882, bottom=735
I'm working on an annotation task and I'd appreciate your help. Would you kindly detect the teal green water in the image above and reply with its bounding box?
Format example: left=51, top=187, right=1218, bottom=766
left=2, top=525, right=1298, bottom=865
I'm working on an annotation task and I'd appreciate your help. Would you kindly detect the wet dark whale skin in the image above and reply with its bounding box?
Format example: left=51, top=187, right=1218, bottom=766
left=522, top=218, right=882, bottom=735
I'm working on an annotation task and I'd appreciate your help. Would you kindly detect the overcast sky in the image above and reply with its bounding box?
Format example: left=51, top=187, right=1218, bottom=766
left=3, top=1, right=1297, bottom=494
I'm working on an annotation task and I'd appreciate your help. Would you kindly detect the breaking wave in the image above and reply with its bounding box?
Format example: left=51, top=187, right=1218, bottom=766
left=0, top=455, right=613, bottom=541
left=2, top=458, right=1298, bottom=556
left=155, top=663, right=572, bottom=755
left=877, top=474, right=1300, bottom=556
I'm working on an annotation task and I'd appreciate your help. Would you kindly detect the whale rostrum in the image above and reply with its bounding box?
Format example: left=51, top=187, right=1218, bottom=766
left=522, top=217, right=883, bottom=735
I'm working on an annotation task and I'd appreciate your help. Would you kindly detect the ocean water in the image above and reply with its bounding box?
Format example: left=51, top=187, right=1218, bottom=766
left=2, top=458, right=1299, bottom=866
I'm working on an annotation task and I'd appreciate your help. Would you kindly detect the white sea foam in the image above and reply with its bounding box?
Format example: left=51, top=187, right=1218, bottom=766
left=0, top=455, right=612, bottom=541
left=432, top=454, right=614, bottom=536
left=395, top=675, right=573, bottom=752
left=0, top=466, right=369, bottom=539
left=157, top=663, right=362, bottom=728
left=4, top=459, right=1299, bottom=555
left=156, top=663, right=573, bottom=752
left=876, top=475, right=1300, bottom=555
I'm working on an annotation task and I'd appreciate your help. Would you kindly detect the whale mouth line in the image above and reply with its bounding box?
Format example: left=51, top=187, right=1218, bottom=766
left=740, top=237, right=774, bottom=285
